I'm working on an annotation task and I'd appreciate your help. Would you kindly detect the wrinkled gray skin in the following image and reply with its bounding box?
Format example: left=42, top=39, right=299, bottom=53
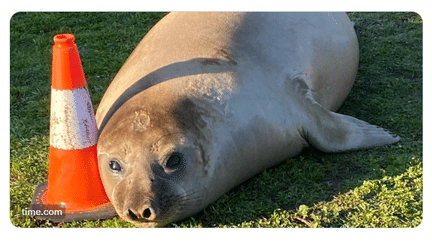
left=96, top=12, right=400, bottom=227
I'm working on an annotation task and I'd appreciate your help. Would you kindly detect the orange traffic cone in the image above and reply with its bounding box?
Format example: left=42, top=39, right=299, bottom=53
left=31, top=34, right=116, bottom=222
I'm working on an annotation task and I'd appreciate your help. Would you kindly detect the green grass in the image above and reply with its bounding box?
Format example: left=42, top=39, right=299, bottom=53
left=10, top=12, right=422, bottom=228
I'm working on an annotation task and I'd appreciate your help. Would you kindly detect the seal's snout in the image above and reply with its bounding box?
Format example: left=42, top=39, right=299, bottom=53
left=125, top=200, right=158, bottom=222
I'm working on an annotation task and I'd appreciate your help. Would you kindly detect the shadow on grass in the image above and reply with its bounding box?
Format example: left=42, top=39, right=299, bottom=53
left=170, top=141, right=419, bottom=227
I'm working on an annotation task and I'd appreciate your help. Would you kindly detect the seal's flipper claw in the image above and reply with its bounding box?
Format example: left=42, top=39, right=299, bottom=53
left=303, top=111, right=400, bottom=153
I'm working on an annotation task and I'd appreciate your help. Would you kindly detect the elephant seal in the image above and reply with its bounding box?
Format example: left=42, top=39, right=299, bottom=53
left=95, top=12, right=400, bottom=227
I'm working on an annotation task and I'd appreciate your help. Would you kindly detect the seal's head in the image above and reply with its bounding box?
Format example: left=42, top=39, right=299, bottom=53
left=97, top=82, right=211, bottom=227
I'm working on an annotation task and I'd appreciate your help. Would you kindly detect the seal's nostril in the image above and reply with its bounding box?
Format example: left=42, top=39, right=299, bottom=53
left=143, top=208, right=152, bottom=219
left=128, top=209, right=138, bottom=221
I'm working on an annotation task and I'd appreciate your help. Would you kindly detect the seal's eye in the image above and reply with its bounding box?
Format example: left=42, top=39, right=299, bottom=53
left=166, top=152, right=183, bottom=170
left=109, top=160, right=122, bottom=173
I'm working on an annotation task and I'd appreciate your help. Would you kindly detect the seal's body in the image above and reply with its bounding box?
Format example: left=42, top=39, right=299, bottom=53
left=96, top=12, right=400, bottom=227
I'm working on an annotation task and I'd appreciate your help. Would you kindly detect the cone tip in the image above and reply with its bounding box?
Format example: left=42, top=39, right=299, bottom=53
left=54, top=34, right=75, bottom=47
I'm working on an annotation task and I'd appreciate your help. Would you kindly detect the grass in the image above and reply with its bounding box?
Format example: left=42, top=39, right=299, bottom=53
left=10, top=12, right=422, bottom=228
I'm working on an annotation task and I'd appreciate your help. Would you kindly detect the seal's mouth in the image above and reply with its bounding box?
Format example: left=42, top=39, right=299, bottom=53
left=128, top=220, right=159, bottom=228
left=113, top=187, right=206, bottom=227
left=116, top=196, right=177, bottom=227
left=110, top=181, right=182, bottom=227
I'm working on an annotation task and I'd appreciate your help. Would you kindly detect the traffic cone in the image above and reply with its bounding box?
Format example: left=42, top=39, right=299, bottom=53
left=31, top=34, right=116, bottom=222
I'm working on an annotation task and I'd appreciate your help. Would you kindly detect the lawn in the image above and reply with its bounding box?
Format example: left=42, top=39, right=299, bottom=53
left=10, top=12, right=422, bottom=228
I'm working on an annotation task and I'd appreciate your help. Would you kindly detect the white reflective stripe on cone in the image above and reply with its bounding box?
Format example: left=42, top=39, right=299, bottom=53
left=50, top=86, right=98, bottom=150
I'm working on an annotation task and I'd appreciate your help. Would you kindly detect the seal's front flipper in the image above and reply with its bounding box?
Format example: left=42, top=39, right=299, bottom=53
left=302, top=111, right=400, bottom=153
left=289, top=77, right=400, bottom=153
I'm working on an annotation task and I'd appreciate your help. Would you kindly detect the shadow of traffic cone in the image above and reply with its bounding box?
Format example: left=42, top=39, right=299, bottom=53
left=31, top=34, right=116, bottom=222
